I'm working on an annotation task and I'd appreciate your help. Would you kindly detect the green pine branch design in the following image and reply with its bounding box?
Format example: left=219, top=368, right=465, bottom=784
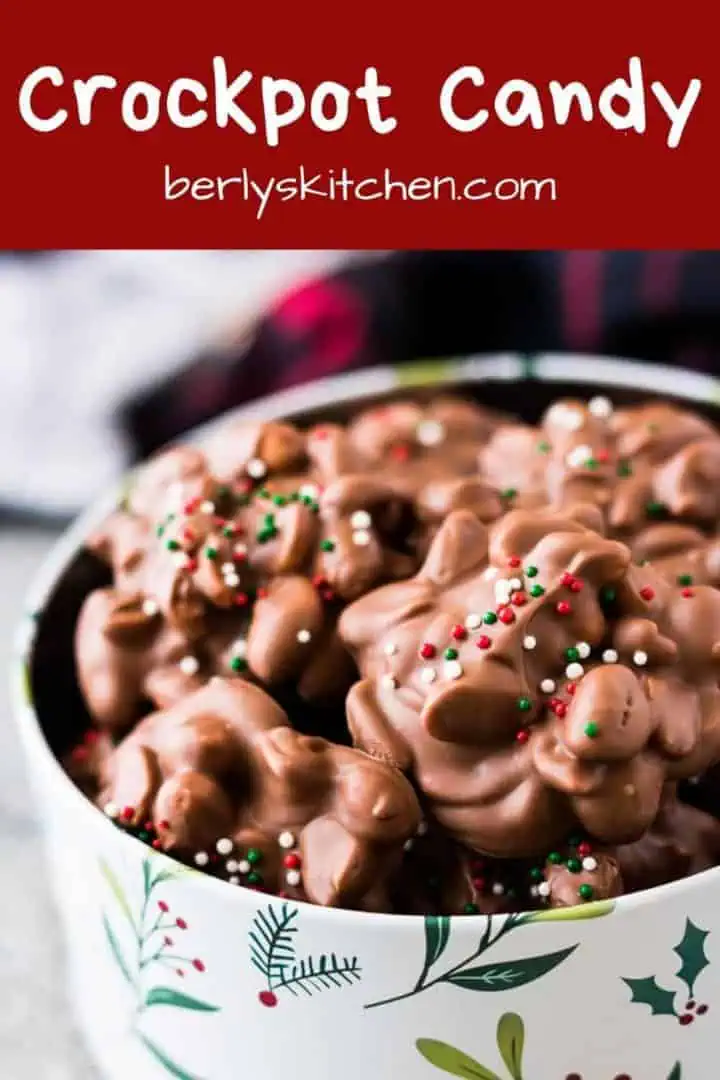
left=251, top=902, right=362, bottom=1005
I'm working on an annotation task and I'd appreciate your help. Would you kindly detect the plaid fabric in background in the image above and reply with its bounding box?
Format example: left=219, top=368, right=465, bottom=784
left=123, top=250, right=720, bottom=461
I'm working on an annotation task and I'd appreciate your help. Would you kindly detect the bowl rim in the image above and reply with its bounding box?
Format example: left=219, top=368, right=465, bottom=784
left=11, top=351, right=720, bottom=931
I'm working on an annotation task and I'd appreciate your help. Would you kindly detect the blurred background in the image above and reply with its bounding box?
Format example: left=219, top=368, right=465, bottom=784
left=1, top=247, right=720, bottom=1076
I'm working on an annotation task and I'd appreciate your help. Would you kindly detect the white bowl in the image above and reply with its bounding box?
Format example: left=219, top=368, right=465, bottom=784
left=12, top=355, right=720, bottom=1080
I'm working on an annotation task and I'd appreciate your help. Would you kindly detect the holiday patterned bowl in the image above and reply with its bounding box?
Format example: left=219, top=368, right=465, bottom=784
left=11, top=355, right=720, bottom=1080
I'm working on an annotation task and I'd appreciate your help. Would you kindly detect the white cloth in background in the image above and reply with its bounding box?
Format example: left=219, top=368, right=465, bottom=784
left=0, top=250, right=348, bottom=517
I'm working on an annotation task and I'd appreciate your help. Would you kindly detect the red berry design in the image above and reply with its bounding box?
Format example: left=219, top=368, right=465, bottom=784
left=679, top=1014, right=694, bottom=1025
left=697, top=1004, right=709, bottom=1014
left=158, top=901, right=169, bottom=913
left=176, top=918, right=188, bottom=929
left=686, top=999, right=696, bottom=1010
left=192, top=959, right=206, bottom=972
left=259, top=991, right=278, bottom=1008
left=176, top=969, right=185, bottom=978
left=164, top=936, right=174, bottom=947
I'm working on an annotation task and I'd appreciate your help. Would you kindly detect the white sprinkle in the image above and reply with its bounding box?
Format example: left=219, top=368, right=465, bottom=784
left=353, top=529, right=371, bottom=547
left=299, top=482, right=319, bottom=499
left=483, top=566, right=499, bottom=580
left=142, top=598, right=159, bottom=617
left=623, top=784, right=637, bottom=797
left=383, top=642, right=399, bottom=656
left=403, top=838, right=415, bottom=852
left=582, top=856, right=598, bottom=872
left=633, top=650, right=648, bottom=666
left=179, top=655, right=200, bottom=677
left=522, top=635, right=537, bottom=651
left=226, top=859, right=239, bottom=874
left=566, top=662, right=585, bottom=680
left=509, top=577, right=523, bottom=592
left=246, top=458, right=267, bottom=479
left=529, top=884, right=539, bottom=898
left=444, top=660, right=463, bottom=680
left=566, top=443, right=593, bottom=469
left=577, top=641, right=591, bottom=659
left=589, top=395, right=613, bottom=419
left=492, top=883, right=505, bottom=896
left=350, top=509, right=372, bottom=530
left=416, top=419, right=445, bottom=447
left=221, top=562, right=235, bottom=575
left=229, top=875, right=240, bottom=885
left=175, top=551, right=191, bottom=568
left=549, top=403, right=584, bottom=431
left=602, top=648, right=619, bottom=664
left=234, top=542, right=248, bottom=558
left=232, top=639, right=247, bottom=658
left=537, top=881, right=551, bottom=898
left=465, top=612, right=482, bottom=630
left=286, top=869, right=302, bottom=887
left=495, top=580, right=512, bottom=604
left=540, top=678, right=556, bottom=694
left=194, top=851, right=209, bottom=867
left=381, top=674, right=398, bottom=690
left=416, top=821, right=428, bottom=837
left=420, top=666, right=437, bottom=685
left=216, top=837, right=233, bottom=856
left=200, top=500, right=216, bottom=514
left=104, top=802, right=119, bottom=819
left=296, top=629, right=312, bottom=644
left=224, top=572, right=240, bottom=588
left=238, top=859, right=251, bottom=874
left=278, top=831, right=296, bottom=850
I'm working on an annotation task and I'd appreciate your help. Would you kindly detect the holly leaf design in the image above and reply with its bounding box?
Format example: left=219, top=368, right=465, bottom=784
left=144, top=987, right=219, bottom=1012
left=496, top=1013, right=524, bottom=1080
left=416, top=1039, right=501, bottom=1079
left=673, top=920, right=710, bottom=996
left=424, top=916, right=451, bottom=971
left=623, top=976, right=677, bottom=1016
left=447, top=946, right=577, bottom=992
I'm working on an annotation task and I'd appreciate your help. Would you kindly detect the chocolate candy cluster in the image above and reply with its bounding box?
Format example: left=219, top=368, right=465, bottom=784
left=66, top=392, right=720, bottom=912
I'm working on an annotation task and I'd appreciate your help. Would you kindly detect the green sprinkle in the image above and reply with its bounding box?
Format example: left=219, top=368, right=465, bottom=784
left=137, top=830, right=151, bottom=843
left=600, top=585, right=616, bottom=604
left=320, top=539, right=336, bottom=552
left=568, top=834, right=582, bottom=847
left=222, top=525, right=235, bottom=537
left=205, top=546, right=218, bottom=561
left=156, top=524, right=165, bottom=538
left=463, top=902, right=479, bottom=915
left=530, top=867, right=544, bottom=882
left=678, top=573, right=693, bottom=586
left=289, top=491, right=300, bottom=502
left=517, top=696, right=532, bottom=712
left=500, top=488, right=517, bottom=499
left=263, top=513, right=276, bottom=526
left=258, top=488, right=270, bottom=499
left=578, top=884, right=594, bottom=901
left=444, top=647, right=459, bottom=661
left=547, top=851, right=562, bottom=865
left=247, top=872, right=263, bottom=886
left=616, top=459, right=633, bottom=477
left=525, top=565, right=538, bottom=577
left=230, top=656, right=247, bottom=673
left=530, top=584, right=545, bottom=598
left=585, top=457, right=599, bottom=470
left=310, top=502, right=321, bottom=514
left=537, top=441, right=551, bottom=454
left=216, top=485, right=230, bottom=498
left=301, top=494, right=314, bottom=506
left=247, top=848, right=262, bottom=865
left=272, top=494, right=287, bottom=506
left=483, top=611, right=498, bottom=625
left=566, top=858, right=582, bottom=874
left=565, top=646, right=580, bottom=662
left=584, top=721, right=600, bottom=739
left=646, top=500, right=668, bottom=519
left=256, top=526, right=278, bottom=544
left=166, top=539, right=180, bottom=551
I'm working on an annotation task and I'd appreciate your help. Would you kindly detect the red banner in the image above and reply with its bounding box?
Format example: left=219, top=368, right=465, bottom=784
left=0, top=1, right=717, bottom=248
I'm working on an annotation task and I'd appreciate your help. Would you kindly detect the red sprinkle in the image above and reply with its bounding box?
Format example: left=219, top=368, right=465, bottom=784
left=182, top=527, right=195, bottom=542
left=552, top=702, right=568, bottom=718
left=420, top=643, right=436, bottom=660
left=312, top=574, right=328, bottom=589
left=561, top=571, right=574, bottom=586
left=508, top=556, right=522, bottom=568
left=511, top=591, right=527, bottom=606
left=84, top=730, right=99, bottom=745
left=476, top=635, right=491, bottom=650
left=184, top=557, right=198, bottom=572
left=390, top=444, right=410, bottom=462
left=569, top=579, right=584, bottom=592
left=121, top=806, right=134, bottom=822
left=640, top=586, right=655, bottom=601
left=451, top=624, right=467, bottom=640
left=256, top=587, right=268, bottom=599
left=577, top=841, right=592, bottom=856
left=283, top=853, right=301, bottom=870
left=516, top=730, right=530, bottom=744
left=681, top=587, right=695, bottom=598
left=499, top=608, right=515, bottom=624
left=566, top=682, right=577, bottom=696
left=158, top=820, right=170, bottom=831
left=321, top=589, right=336, bottom=602
left=71, top=747, right=88, bottom=763
left=556, top=601, right=572, bottom=616
left=152, top=839, right=163, bottom=849
left=596, top=449, right=610, bottom=463
left=235, top=592, right=249, bottom=607
left=184, top=498, right=200, bottom=514
left=472, top=877, right=486, bottom=892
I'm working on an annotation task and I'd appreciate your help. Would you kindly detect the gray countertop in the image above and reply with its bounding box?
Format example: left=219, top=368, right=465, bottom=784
left=0, top=526, right=100, bottom=1079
